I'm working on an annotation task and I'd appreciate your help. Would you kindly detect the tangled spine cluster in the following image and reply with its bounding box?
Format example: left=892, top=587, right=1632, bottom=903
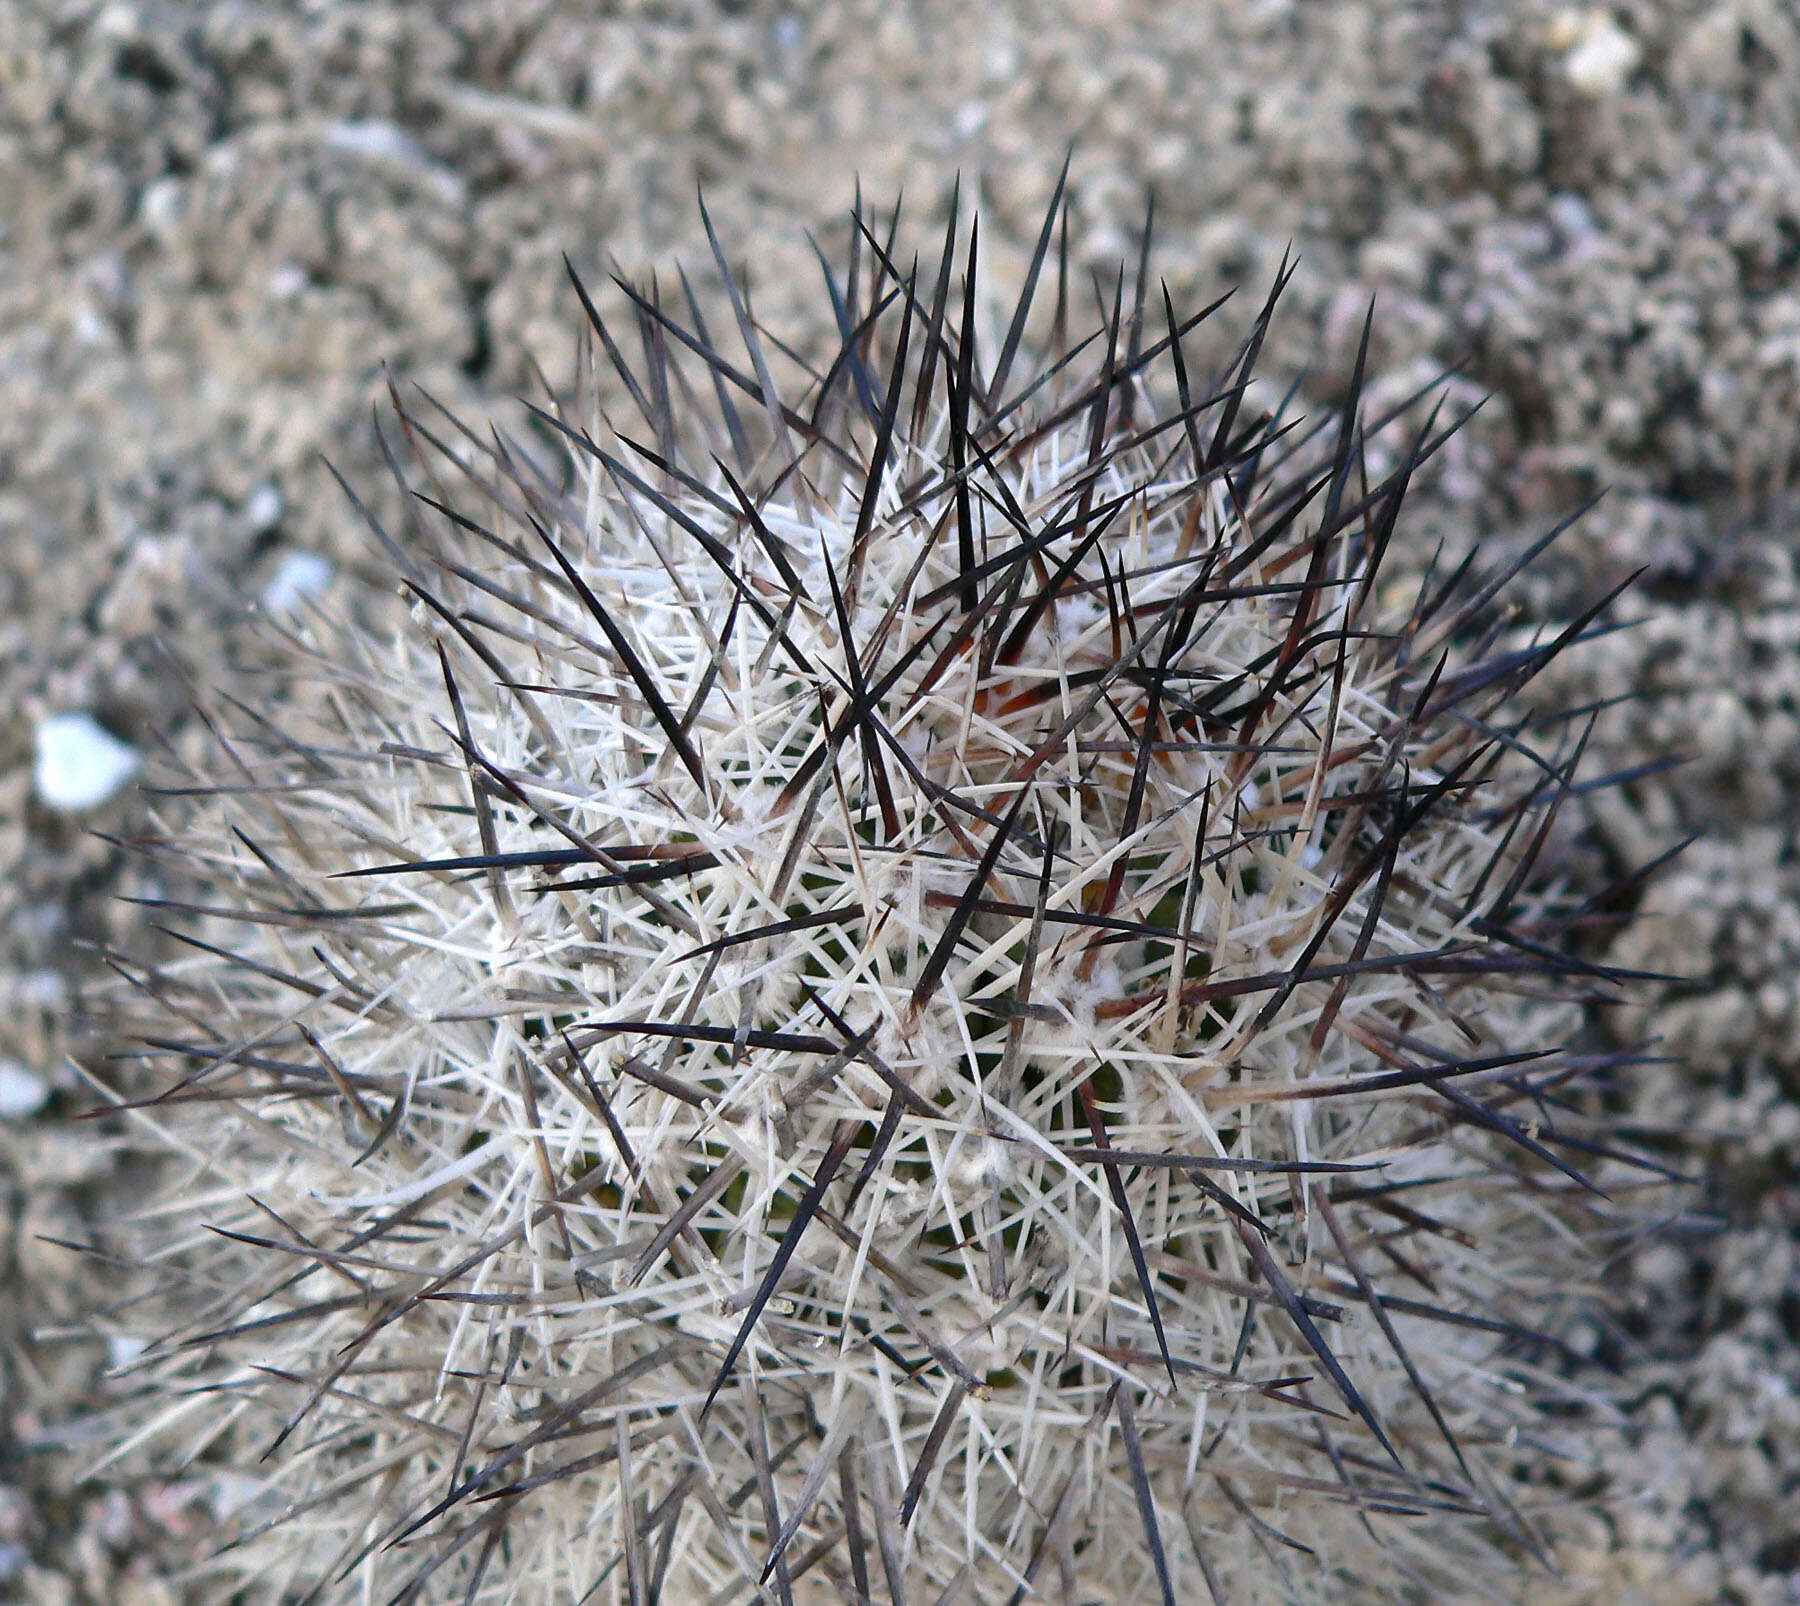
left=109, top=183, right=1665, bottom=1603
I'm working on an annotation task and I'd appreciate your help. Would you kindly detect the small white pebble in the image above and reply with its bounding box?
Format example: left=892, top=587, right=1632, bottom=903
left=953, top=100, right=989, bottom=138
left=138, top=175, right=185, bottom=241
left=0, top=1060, right=49, bottom=1121
left=267, top=263, right=309, bottom=300
left=243, top=482, right=284, bottom=535
left=1555, top=10, right=1640, bottom=97
left=72, top=307, right=113, bottom=346
left=323, top=121, right=464, bottom=202
left=261, top=550, right=334, bottom=615
left=325, top=119, right=426, bottom=165
left=93, top=4, right=141, bottom=42
left=107, top=1333, right=148, bottom=1369
left=33, top=713, right=139, bottom=811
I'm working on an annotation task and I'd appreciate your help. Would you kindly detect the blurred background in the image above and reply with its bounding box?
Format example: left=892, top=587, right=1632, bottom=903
left=2, top=1, right=1797, bottom=1598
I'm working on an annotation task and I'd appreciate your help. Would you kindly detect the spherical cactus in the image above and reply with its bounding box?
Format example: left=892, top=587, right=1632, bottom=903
left=110, top=185, right=1666, bottom=1604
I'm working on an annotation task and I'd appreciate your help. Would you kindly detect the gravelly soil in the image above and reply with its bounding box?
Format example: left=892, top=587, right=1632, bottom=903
left=2, top=1, right=1798, bottom=1600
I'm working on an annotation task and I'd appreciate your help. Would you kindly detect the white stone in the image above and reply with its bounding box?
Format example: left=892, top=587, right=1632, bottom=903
left=261, top=550, right=334, bottom=615
left=32, top=713, right=139, bottom=811
left=267, top=263, right=309, bottom=300
left=0, top=1060, right=49, bottom=1121
left=325, top=119, right=426, bottom=166
left=107, top=1333, right=148, bottom=1369
left=243, top=481, right=284, bottom=535
left=1557, top=11, right=1641, bottom=96
left=953, top=100, right=989, bottom=138
left=138, top=176, right=186, bottom=242
left=323, top=121, right=464, bottom=202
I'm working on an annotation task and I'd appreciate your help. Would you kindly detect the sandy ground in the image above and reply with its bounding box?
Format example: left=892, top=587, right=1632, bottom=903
left=2, top=0, right=1798, bottom=1599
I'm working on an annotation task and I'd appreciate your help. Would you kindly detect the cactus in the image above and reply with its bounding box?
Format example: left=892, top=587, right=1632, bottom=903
left=109, top=183, right=1666, bottom=1604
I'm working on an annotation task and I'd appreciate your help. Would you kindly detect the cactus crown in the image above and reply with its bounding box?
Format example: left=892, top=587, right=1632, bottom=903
left=113, top=180, right=1662, bottom=1604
